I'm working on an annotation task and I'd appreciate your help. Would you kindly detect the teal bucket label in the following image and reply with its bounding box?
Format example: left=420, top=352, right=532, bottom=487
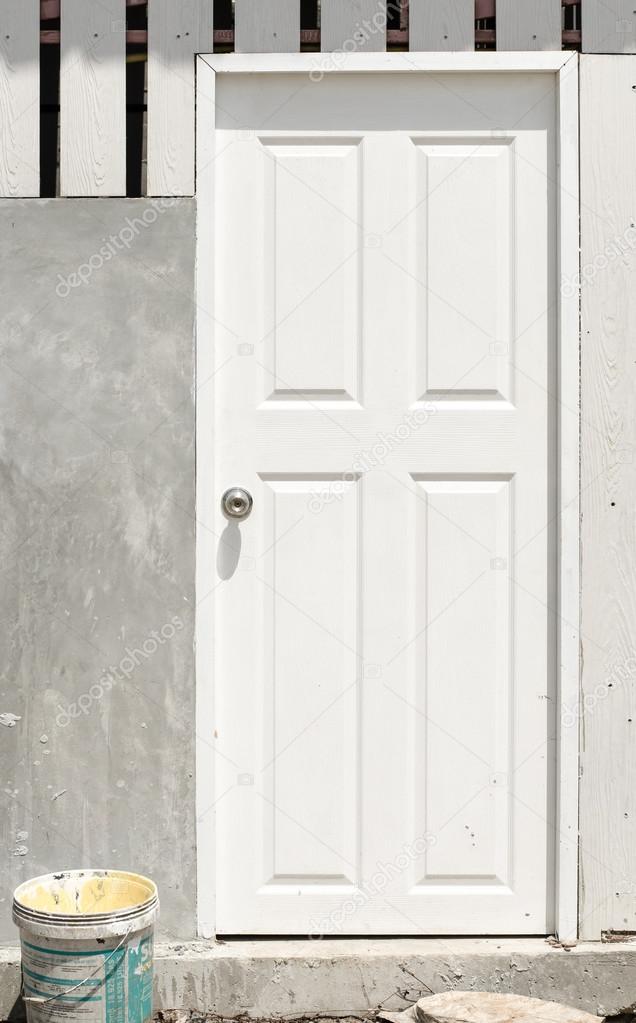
left=125, top=936, right=153, bottom=1023
left=21, top=933, right=154, bottom=1023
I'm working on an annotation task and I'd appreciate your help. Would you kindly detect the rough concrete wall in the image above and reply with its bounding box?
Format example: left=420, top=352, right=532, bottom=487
left=0, top=199, right=196, bottom=941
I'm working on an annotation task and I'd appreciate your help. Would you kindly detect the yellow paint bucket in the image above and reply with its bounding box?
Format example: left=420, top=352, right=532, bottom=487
left=13, top=870, right=159, bottom=1023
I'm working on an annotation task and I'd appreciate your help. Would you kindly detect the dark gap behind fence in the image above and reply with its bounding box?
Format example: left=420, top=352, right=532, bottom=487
left=214, top=0, right=233, bottom=50
left=301, top=0, right=319, bottom=46
left=39, top=13, right=59, bottom=197
left=126, top=1, right=147, bottom=197
left=37, top=0, right=581, bottom=198
left=387, top=1, right=402, bottom=33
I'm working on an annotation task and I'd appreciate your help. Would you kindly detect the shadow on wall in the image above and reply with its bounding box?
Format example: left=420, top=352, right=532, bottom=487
left=6, top=993, right=25, bottom=1023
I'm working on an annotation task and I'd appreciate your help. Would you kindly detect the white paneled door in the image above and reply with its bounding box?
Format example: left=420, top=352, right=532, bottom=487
left=198, top=58, right=568, bottom=935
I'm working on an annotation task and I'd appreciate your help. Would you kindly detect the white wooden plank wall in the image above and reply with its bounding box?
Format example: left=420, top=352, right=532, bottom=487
left=410, top=0, right=474, bottom=51
left=0, top=0, right=40, bottom=197
left=147, top=0, right=213, bottom=196
left=60, top=0, right=126, bottom=196
left=235, top=0, right=300, bottom=53
left=321, top=0, right=387, bottom=52
left=580, top=53, right=636, bottom=940
left=496, top=0, right=562, bottom=49
left=0, top=1, right=603, bottom=199
left=583, top=1, right=636, bottom=52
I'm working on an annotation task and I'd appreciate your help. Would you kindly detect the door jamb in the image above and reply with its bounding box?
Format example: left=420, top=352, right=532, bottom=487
left=194, top=51, right=581, bottom=941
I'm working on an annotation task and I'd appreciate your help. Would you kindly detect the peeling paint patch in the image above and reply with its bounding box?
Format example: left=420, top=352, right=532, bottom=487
left=0, top=713, right=21, bottom=728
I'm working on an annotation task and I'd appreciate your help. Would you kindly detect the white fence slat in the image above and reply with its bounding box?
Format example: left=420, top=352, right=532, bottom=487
left=321, top=0, right=387, bottom=52
left=409, top=0, right=474, bottom=51
left=0, top=1, right=39, bottom=197
left=60, top=0, right=126, bottom=196
left=235, top=0, right=300, bottom=52
left=496, top=0, right=562, bottom=50
left=147, top=0, right=213, bottom=196
left=580, top=53, right=636, bottom=940
left=583, top=1, right=636, bottom=53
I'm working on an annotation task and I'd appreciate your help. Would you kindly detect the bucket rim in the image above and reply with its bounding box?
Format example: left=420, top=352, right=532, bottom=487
left=13, top=869, right=158, bottom=924
left=13, top=898, right=158, bottom=922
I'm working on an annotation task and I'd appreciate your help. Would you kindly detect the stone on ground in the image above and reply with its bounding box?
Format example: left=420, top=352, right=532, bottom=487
left=384, top=992, right=604, bottom=1023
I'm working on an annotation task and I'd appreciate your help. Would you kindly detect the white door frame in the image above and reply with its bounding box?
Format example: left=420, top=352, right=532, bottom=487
left=195, top=51, right=580, bottom=941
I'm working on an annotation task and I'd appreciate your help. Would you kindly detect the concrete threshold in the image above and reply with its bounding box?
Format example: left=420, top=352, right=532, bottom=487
left=1, top=938, right=635, bottom=1020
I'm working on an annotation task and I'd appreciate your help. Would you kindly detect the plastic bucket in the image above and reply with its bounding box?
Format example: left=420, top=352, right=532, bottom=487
left=13, top=870, right=159, bottom=1023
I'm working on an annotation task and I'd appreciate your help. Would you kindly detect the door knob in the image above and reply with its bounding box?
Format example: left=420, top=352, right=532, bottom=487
left=222, top=487, right=253, bottom=521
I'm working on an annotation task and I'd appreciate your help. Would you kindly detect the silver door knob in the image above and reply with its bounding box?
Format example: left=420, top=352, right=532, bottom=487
left=222, top=487, right=253, bottom=520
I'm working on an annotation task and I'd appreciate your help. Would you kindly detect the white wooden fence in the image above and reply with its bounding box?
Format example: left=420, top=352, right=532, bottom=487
left=0, top=0, right=624, bottom=199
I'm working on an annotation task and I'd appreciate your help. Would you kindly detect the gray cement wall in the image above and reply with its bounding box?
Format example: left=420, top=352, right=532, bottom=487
left=0, top=199, right=196, bottom=942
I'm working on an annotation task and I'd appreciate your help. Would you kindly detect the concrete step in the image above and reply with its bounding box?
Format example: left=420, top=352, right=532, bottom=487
left=1, top=939, right=636, bottom=1021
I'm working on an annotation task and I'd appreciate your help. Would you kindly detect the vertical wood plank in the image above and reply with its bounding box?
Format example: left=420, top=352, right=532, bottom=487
left=555, top=53, right=580, bottom=945
left=235, top=0, right=300, bottom=52
left=195, top=53, right=217, bottom=938
left=148, top=0, right=213, bottom=197
left=60, top=0, right=126, bottom=196
left=409, top=0, right=474, bottom=51
left=496, top=0, right=561, bottom=49
left=580, top=54, right=636, bottom=940
left=321, top=0, right=387, bottom=52
left=583, top=1, right=636, bottom=53
left=0, top=1, right=39, bottom=197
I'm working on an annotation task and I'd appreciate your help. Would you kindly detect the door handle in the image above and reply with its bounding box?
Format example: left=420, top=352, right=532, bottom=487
left=222, top=487, right=253, bottom=521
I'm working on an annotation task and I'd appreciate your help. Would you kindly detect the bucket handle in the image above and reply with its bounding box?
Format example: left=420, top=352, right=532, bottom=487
left=22, top=928, right=132, bottom=1007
